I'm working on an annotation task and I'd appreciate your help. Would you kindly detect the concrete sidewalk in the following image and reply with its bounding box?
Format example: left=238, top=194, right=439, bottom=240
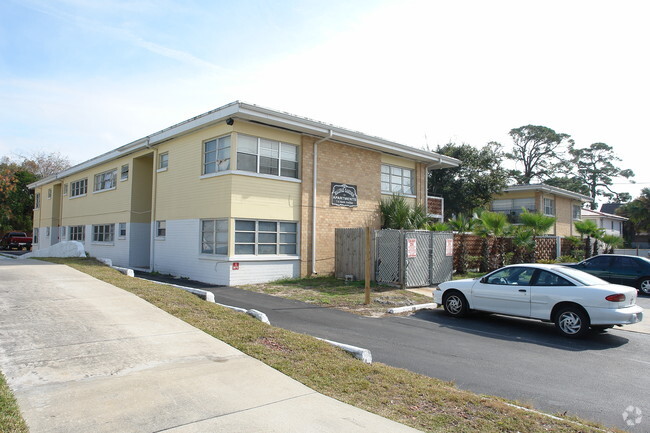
left=0, top=259, right=421, bottom=433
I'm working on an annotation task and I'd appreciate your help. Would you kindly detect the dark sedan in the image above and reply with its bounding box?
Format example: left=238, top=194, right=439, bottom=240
left=564, top=254, right=650, bottom=295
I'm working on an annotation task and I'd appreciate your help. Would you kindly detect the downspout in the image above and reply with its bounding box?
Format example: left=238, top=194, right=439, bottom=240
left=311, top=130, right=333, bottom=275
left=147, top=139, right=157, bottom=271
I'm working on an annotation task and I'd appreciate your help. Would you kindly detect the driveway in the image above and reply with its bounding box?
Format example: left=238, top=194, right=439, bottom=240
left=138, top=275, right=649, bottom=432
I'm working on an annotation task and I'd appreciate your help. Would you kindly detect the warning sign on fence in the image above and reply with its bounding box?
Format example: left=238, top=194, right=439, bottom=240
left=445, top=238, right=454, bottom=256
left=407, top=238, right=417, bottom=258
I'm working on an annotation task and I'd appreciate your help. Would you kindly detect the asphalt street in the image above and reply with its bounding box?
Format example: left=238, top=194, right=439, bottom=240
left=137, top=273, right=650, bottom=432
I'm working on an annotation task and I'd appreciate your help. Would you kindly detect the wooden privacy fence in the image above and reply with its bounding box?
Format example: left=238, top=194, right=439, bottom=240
left=334, top=228, right=375, bottom=281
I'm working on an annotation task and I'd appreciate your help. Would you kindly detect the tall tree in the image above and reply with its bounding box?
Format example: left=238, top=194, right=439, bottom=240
left=519, top=210, right=556, bottom=262
left=429, top=142, right=508, bottom=219
left=506, top=125, right=572, bottom=184
left=20, top=152, right=72, bottom=179
left=543, top=176, right=590, bottom=196
left=618, top=188, right=650, bottom=243
left=567, top=142, right=634, bottom=209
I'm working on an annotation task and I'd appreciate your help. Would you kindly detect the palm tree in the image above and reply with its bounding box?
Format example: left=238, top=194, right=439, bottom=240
left=476, top=211, right=508, bottom=270
left=473, top=216, right=491, bottom=273
left=448, top=213, right=476, bottom=274
left=519, top=210, right=556, bottom=262
left=379, top=194, right=428, bottom=229
left=509, top=226, right=535, bottom=264
left=600, top=234, right=624, bottom=254
left=574, top=220, right=600, bottom=259
left=429, top=221, right=450, bottom=231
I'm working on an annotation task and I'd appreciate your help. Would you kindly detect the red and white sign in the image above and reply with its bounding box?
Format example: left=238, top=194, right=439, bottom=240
left=407, top=238, right=417, bottom=258
left=445, top=239, right=454, bottom=257
left=232, top=262, right=240, bottom=270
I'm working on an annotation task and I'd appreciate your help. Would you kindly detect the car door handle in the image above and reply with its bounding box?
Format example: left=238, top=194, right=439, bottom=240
left=518, top=289, right=527, bottom=293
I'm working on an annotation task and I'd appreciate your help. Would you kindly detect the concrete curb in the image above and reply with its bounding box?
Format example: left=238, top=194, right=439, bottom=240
left=387, top=303, right=438, bottom=314
left=317, top=338, right=372, bottom=364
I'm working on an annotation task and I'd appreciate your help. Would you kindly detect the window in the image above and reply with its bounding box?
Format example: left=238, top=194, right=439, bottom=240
left=234, top=220, right=297, bottom=255
left=33, top=228, right=39, bottom=244
left=573, top=204, right=582, bottom=220
left=534, top=270, right=572, bottom=286
left=119, top=223, right=127, bottom=238
left=201, top=219, right=228, bottom=255
left=121, top=164, right=129, bottom=181
left=94, top=170, right=116, bottom=192
left=485, top=267, right=535, bottom=285
left=47, top=188, right=52, bottom=199
left=93, top=224, right=114, bottom=242
left=156, top=220, right=166, bottom=238
left=158, top=152, right=169, bottom=170
left=236, top=135, right=299, bottom=178
left=70, top=178, right=88, bottom=197
left=35, top=193, right=40, bottom=209
left=543, top=198, right=555, bottom=216
left=63, top=184, right=68, bottom=196
left=69, top=226, right=85, bottom=241
left=381, top=164, right=414, bottom=195
left=203, top=136, right=231, bottom=174
left=584, top=255, right=612, bottom=269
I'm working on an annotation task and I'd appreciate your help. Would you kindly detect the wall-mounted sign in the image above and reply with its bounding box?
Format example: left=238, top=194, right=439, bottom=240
left=331, top=183, right=358, bottom=207
left=407, top=238, right=417, bottom=258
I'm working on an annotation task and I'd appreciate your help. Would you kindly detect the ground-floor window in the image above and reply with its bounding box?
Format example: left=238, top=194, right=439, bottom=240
left=234, top=220, right=297, bottom=255
left=93, top=224, right=114, bottom=242
left=33, top=228, right=39, bottom=244
left=69, top=226, right=85, bottom=241
left=201, top=219, right=228, bottom=255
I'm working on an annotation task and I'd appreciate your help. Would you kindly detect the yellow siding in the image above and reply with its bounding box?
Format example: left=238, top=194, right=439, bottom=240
left=381, top=154, right=416, bottom=169
left=230, top=175, right=301, bottom=221
left=234, top=124, right=301, bottom=145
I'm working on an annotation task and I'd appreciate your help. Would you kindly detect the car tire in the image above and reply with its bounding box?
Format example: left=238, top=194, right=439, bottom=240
left=555, top=306, right=590, bottom=338
left=637, top=278, right=650, bottom=296
left=443, top=291, right=469, bottom=318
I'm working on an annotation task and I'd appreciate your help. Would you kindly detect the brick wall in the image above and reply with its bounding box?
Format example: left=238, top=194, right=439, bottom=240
left=300, top=137, right=384, bottom=276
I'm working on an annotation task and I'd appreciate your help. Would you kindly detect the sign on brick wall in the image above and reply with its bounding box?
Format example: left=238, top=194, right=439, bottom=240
left=331, top=183, right=358, bottom=207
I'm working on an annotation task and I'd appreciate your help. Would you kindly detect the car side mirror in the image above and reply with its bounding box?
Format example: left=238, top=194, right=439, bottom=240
left=480, top=277, right=487, bottom=283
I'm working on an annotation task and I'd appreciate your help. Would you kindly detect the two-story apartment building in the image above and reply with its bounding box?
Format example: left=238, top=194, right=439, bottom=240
left=29, top=101, right=459, bottom=285
left=490, top=184, right=592, bottom=236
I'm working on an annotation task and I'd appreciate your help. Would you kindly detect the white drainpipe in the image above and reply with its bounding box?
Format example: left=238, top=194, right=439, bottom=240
left=311, top=130, right=333, bottom=275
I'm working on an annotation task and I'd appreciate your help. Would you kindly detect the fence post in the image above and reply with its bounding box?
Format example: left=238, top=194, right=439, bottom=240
left=364, top=227, right=371, bottom=305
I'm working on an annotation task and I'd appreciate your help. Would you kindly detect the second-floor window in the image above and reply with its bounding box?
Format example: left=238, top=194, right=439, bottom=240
left=121, top=164, right=129, bottom=180
left=94, top=170, right=116, bottom=192
left=35, top=192, right=40, bottom=209
left=543, top=198, right=555, bottom=216
left=381, top=164, right=414, bottom=195
left=573, top=204, right=582, bottom=220
left=203, top=136, right=231, bottom=174
left=237, top=135, right=298, bottom=178
left=158, top=153, right=169, bottom=170
left=70, top=179, right=88, bottom=197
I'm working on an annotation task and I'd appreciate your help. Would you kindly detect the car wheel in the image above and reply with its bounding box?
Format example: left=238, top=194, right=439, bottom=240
left=555, top=306, right=589, bottom=338
left=637, top=278, right=650, bottom=296
left=443, top=291, right=469, bottom=318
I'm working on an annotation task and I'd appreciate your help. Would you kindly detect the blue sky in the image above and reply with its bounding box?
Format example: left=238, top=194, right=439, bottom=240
left=1, top=0, right=648, bottom=202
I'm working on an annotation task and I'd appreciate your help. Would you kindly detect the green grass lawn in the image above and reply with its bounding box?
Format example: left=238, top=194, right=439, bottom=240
left=3, top=257, right=617, bottom=433
left=0, top=371, right=29, bottom=433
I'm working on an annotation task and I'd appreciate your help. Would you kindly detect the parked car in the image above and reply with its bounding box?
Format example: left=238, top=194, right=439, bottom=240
left=434, top=264, right=643, bottom=338
left=563, top=255, right=650, bottom=295
left=0, top=232, right=32, bottom=250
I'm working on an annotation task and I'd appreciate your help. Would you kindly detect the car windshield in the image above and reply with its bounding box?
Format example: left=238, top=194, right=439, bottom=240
left=555, top=266, right=609, bottom=286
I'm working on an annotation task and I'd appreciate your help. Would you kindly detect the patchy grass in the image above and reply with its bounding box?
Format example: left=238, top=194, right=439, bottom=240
left=453, top=271, right=484, bottom=280
left=37, top=257, right=620, bottom=433
left=0, top=371, right=29, bottom=433
left=238, top=276, right=432, bottom=317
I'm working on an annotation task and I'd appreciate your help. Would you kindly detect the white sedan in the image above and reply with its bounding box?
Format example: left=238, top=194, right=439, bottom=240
left=433, top=264, right=643, bottom=337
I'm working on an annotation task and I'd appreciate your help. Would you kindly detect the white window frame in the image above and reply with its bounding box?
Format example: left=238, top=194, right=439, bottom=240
left=47, top=188, right=52, bottom=199
left=121, top=164, right=129, bottom=181
left=118, top=222, right=127, bottom=238
left=234, top=220, right=298, bottom=256
left=70, top=178, right=88, bottom=197
left=201, top=219, right=228, bottom=255
left=94, top=170, right=116, bottom=192
left=572, top=204, right=582, bottom=220
left=158, top=152, right=169, bottom=171
left=69, top=225, right=85, bottom=242
left=381, top=164, right=414, bottom=195
left=203, top=135, right=231, bottom=175
left=543, top=198, right=555, bottom=216
left=156, top=220, right=166, bottom=238
left=236, top=134, right=299, bottom=179
left=33, top=228, right=39, bottom=244
left=92, top=224, right=115, bottom=243
left=63, top=183, right=68, bottom=196
left=34, top=192, right=40, bottom=209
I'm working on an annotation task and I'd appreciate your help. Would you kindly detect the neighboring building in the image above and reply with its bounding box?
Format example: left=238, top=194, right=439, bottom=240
left=29, top=101, right=459, bottom=285
left=490, top=184, right=592, bottom=237
left=580, top=208, right=627, bottom=237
